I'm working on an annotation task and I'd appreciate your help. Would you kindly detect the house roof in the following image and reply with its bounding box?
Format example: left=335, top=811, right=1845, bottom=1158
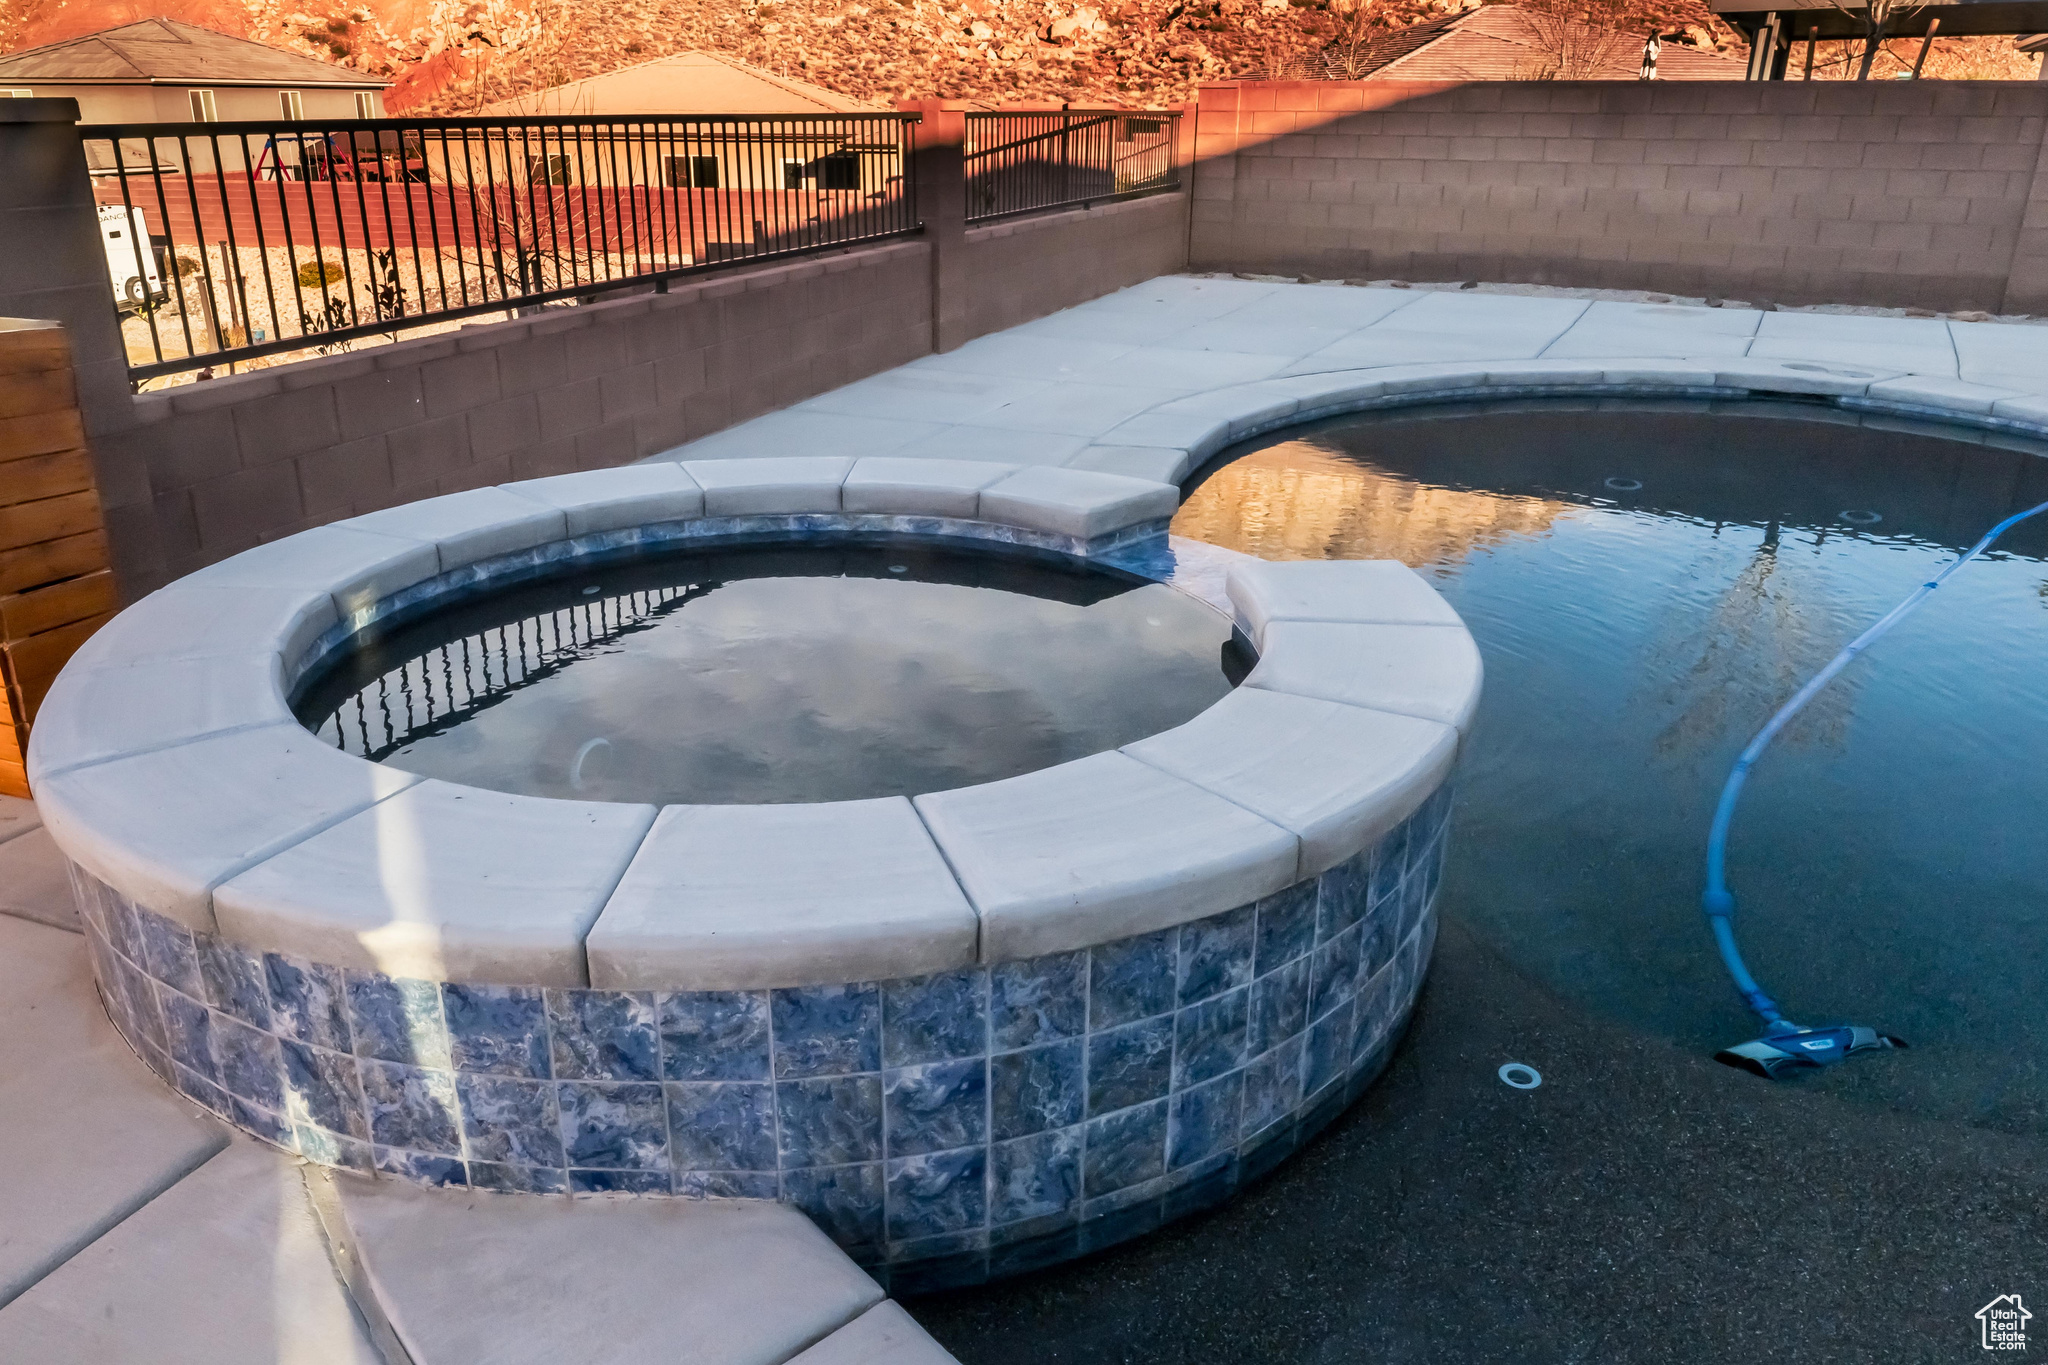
left=0, top=18, right=389, bottom=89
left=483, top=51, right=884, bottom=117
left=1310, top=3, right=1745, bottom=80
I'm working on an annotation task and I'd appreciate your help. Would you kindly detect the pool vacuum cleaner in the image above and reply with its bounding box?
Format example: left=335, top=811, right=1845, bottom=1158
left=1703, top=496, right=2048, bottom=1079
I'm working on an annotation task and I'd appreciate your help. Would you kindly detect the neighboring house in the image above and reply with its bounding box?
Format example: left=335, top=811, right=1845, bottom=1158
left=0, top=17, right=389, bottom=124
left=481, top=51, right=895, bottom=195
left=1283, top=4, right=1746, bottom=80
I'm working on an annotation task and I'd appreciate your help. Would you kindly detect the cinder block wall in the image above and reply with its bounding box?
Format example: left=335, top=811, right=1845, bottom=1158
left=1191, top=80, right=2048, bottom=313
left=961, top=191, right=1190, bottom=341
left=100, top=243, right=933, bottom=593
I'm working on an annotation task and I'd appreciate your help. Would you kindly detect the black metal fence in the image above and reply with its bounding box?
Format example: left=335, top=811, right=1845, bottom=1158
left=963, top=110, right=1181, bottom=225
left=83, top=113, right=919, bottom=382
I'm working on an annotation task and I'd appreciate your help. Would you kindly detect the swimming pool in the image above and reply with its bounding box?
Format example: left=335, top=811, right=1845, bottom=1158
left=1176, top=398, right=2048, bottom=1135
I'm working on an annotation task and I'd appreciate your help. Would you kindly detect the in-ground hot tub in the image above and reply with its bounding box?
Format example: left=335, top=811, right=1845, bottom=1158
left=30, top=455, right=1480, bottom=1290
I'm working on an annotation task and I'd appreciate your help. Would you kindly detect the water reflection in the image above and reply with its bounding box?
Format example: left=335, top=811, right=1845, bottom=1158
left=295, top=542, right=1236, bottom=805
left=1173, top=399, right=2048, bottom=1134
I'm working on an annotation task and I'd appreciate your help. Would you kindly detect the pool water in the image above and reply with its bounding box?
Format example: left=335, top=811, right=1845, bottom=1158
left=294, top=542, right=1240, bottom=805
left=1176, top=399, right=2048, bottom=1135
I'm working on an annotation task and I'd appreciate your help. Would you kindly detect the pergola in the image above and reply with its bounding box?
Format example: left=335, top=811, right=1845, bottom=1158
left=1710, top=0, right=2048, bottom=76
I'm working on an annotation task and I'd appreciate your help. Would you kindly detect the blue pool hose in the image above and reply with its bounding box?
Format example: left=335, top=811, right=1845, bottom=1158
left=1703, top=497, right=2048, bottom=1028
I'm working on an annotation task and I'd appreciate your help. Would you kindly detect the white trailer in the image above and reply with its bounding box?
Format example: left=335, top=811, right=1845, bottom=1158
left=99, top=203, right=165, bottom=313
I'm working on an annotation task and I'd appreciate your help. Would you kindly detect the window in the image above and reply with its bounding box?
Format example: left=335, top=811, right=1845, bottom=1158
left=1123, top=117, right=1164, bottom=136
left=810, top=152, right=860, bottom=190
left=782, top=159, right=807, bottom=190
left=279, top=90, right=303, bottom=120
left=663, top=155, right=718, bottom=188
left=189, top=89, right=217, bottom=122
left=353, top=91, right=376, bottom=119
left=528, top=153, right=574, bottom=186
left=2, top=89, right=31, bottom=98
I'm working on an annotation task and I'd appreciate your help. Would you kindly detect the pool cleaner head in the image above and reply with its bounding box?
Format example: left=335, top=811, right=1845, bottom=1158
left=1713, top=1022, right=1907, bottom=1080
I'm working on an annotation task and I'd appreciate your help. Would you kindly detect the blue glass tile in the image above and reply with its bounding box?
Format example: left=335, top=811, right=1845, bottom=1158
left=114, top=958, right=166, bottom=1050
left=457, top=1074, right=565, bottom=1167
left=195, top=936, right=271, bottom=1030
left=294, top=1124, right=373, bottom=1173
left=667, top=1082, right=777, bottom=1171
left=1088, top=929, right=1175, bottom=1030
left=988, top=951, right=1086, bottom=1051
left=1248, top=954, right=1311, bottom=1055
left=885, top=1147, right=986, bottom=1242
left=102, top=890, right=144, bottom=964
left=281, top=1040, right=368, bottom=1139
left=443, top=983, right=549, bottom=1078
left=884, top=1058, right=986, bottom=1158
left=989, top=1127, right=1082, bottom=1225
left=1401, top=858, right=1433, bottom=942
left=1082, top=1097, right=1167, bottom=1198
left=989, top=1212, right=1080, bottom=1279
left=1239, top=1118, right=1299, bottom=1185
left=771, top=983, right=881, bottom=1079
left=1086, top=1016, right=1173, bottom=1116
left=881, top=970, right=986, bottom=1068
left=1172, top=987, right=1248, bottom=1090
left=548, top=989, right=658, bottom=1082
left=555, top=1081, right=669, bottom=1170
left=1316, top=847, right=1373, bottom=940
left=989, top=1039, right=1084, bottom=1141
left=1177, top=904, right=1254, bottom=1007
left=1359, top=874, right=1404, bottom=983
left=886, top=1231, right=990, bottom=1295
left=230, top=1096, right=294, bottom=1150
left=658, top=991, right=771, bottom=1081
left=677, top=1170, right=779, bottom=1199
left=173, top=1061, right=230, bottom=1116
left=1308, top=923, right=1361, bottom=1023
left=348, top=974, right=451, bottom=1070
left=135, top=910, right=203, bottom=998
left=1304, top=1000, right=1353, bottom=1099
left=211, top=1014, right=284, bottom=1110
left=1252, top=881, right=1317, bottom=975
left=1241, top=1034, right=1304, bottom=1139
left=1168, top=1072, right=1243, bottom=1170
left=264, top=954, right=350, bottom=1053
left=570, top=1168, right=668, bottom=1195
left=784, top=1163, right=884, bottom=1249
left=361, top=1061, right=463, bottom=1156
left=469, top=1161, right=567, bottom=1194
left=160, top=988, right=216, bottom=1080
left=776, top=1075, right=883, bottom=1167
left=1369, top=828, right=1406, bottom=911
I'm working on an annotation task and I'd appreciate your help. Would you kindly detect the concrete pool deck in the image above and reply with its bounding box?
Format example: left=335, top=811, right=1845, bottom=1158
left=5, top=278, right=2046, bottom=1360
left=658, top=276, right=2048, bottom=478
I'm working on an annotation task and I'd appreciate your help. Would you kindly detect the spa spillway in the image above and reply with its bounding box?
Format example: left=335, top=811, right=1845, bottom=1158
left=29, top=455, right=1480, bottom=1290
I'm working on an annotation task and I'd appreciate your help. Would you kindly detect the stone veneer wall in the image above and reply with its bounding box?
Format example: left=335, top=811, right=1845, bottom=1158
left=70, top=785, right=1450, bottom=1293
left=1190, top=80, right=2048, bottom=314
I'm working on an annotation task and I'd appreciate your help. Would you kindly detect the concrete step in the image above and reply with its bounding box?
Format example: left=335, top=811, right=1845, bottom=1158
left=320, top=1171, right=949, bottom=1365
left=0, top=913, right=227, bottom=1309
left=0, top=1140, right=381, bottom=1363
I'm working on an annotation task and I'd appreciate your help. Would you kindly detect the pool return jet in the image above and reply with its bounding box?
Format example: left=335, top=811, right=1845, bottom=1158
left=1703, top=497, right=2048, bottom=1079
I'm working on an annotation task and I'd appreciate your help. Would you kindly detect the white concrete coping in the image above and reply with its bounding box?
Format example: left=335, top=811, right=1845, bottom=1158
left=512, top=463, right=706, bottom=536
left=342, top=486, right=568, bottom=572
left=32, top=724, right=422, bottom=934
left=32, top=457, right=1477, bottom=986
left=681, top=455, right=856, bottom=516
left=913, top=751, right=1302, bottom=961
left=1124, top=687, right=1459, bottom=882
left=214, top=782, right=658, bottom=986
left=587, top=799, right=979, bottom=990
left=1226, top=559, right=1464, bottom=650
left=843, top=457, right=1018, bottom=517
left=977, top=465, right=1179, bottom=540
